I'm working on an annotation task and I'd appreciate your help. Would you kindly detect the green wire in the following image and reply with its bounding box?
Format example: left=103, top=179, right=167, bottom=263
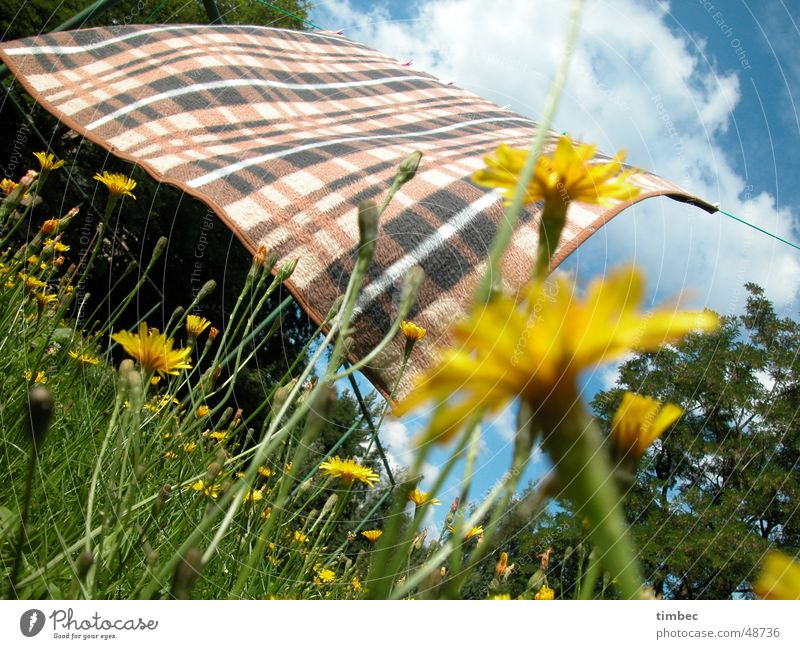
left=718, top=208, right=800, bottom=252
left=252, top=0, right=323, bottom=30
left=144, top=0, right=171, bottom=23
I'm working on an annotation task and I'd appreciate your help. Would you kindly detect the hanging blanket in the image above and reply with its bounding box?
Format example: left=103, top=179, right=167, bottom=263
left=0, top=25, right=715, bottom=399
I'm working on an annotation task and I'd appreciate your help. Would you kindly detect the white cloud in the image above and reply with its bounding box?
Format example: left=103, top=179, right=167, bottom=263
left=314, top=0, right=800, bottom=314
left=379, top=418, right=440, bottom=482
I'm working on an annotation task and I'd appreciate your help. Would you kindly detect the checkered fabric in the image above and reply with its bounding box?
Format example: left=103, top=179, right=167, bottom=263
left=0, top=25, right=715, bottom=400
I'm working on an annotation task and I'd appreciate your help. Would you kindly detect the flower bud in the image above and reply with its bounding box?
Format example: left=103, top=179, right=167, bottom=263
left=396, top=150, right=422, bottom=185
left=25, top=385, right=53, bottom=448
left=357, top=200, right=379, bottom=262
left=170, top=548, right=203, bottom=599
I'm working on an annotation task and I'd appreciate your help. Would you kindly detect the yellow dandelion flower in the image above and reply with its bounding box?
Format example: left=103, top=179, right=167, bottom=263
left=400, top=320, right=427, bottom=342
left=472, top=136, right=639, bottom=207
left=182, top=441, right=197, bottom=453
left=243, top=489, right=264, bottom=504
left=19, top=273, right=47, bottom=293
left=489, top=594, right=511, bottom=600
left=34, top=151, right=65, bottom=172
left=93, top=171, right=136, bottom=199
left=68, top=350, right=101, bottom=366
left=196, top=405, right=210, bottom=417
left=257, top=465, right=273, bottom=479
left=208, top=430, right=228, bottom=442
left=43, top=238, right=70, bottom=253
left=150, top=375, right=161, bottom=386
left=534, top=585, right=555, bottom=600
left=361, top=529, right=383, bottom=543
left=351, top=577, right=362, bottom=591
left=395, top=265, right=719, bottom=444
left=1, top=178, right=18, bottom=194
left=40, top=219, right=58, bottom=235
left=164, top=451, right=177, bottom=460
left=317, top=569, right=335, bottom=584
left=293, top=530, right=308, bottom=543
left=464, top=525, right=484, bottom=541
left=754, top=551, right=800, bottom=600
left=408, top=488, right=440, bottom=507
left=191, top=479, right=219, bottom=499
left=610, top=393, right=683, bottom=463
left=23, top=370, right=47, bottom=384
left=33, top=291, right=58, bottom=308
left=186, top=314, right=211, bottom=339
left=262, top=507, right=272, bottom=520
left=112, top=323, right=192, bottom=376
left=318, top=456, right=379, bottom=487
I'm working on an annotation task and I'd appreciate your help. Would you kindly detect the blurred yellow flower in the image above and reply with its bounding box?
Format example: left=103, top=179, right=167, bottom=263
left=351, top=577, right=362, bottom=591
left=489, top=594, right=511, bottom=600
left=39, top=219, right=59, bottom=235
left=318, top=456, right=379, bottom=487
left=182, top=441, right=197, bottom=453
left=243, top=489, right=264, bottom=504
left=93, top=171, right=136, bottom=199
left=754, top=551, right=800, bottom=600
left=395, top=266, right=719, bottom=444
left=186, top=314, right=211, bottom=339
left=33, top=291, right=58, bottom=308
left=534, top=585, right=555, bottom=600
left=464, top=525, right=484, bottom=541
left=19, top=273, right=47, bottom=293
left=257, top=465, right=273, bottom=479
left=400, top=320, right=427, bottom=342
left=191, top=479, right=219, bottom=499
left=472, top=136, right=639, bottom=206
left=34, top=151, right=65, bottom=172
left=0, top=178, right=17, bottom=194
left=112, top=323, right=192, bottom=376
left=610, top=393, right=683, bottom=463
left=23, top=370, right=47, bottom=384
left=69, top=351, right=101, bottom=366
left=208, top=430, right=228, bottom=442
left=196, top=405, right=210, bottom=417
left=293, top=530, right=309, bottom=543
left=361, top=529, right=383, bottom=543
left=408, top=488, right=440, bottom=507
left=317, top=569, right=335, bottom=584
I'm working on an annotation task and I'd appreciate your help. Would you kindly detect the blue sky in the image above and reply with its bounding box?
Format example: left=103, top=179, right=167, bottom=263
left=309, top=1, right=800, bottom=526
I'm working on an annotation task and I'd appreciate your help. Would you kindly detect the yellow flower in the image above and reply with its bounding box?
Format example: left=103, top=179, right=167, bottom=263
left=182, top=441, right=197, bottom=453
left=150, top=375, right=161, bottom=386
left=317, top=569, right=336, bottom=584
left=610, top=393, right=683, bottom=463
left=191, top=479, right=220, bottom=499
left=163, top=451, right=178, bottom=460
left=489, top=594, right=511, bottom=600
left=0, top=178, right=18, bottom=194
left=293, top=530, right=308, bottom=543
left=472, top=136, right=639, bottom=206
left=243, top=489, right=264, bottom=504
left=408, top=488, right=440, bottom=507
left=318, top=456, right=379, bottom=487
left=351, top=577, right=362, bottom=591
left=395, top=266, right=719, bottom=444
left=69, top=350, right=101, bottom=366
left=400, top=320, right=427, bottom=342
left=208, top=327, right=220, bottom=343
left=23, top=370, right=47, bottom=384
left=93, top=171, right=136, bottom=199
left=40, top=219, right=59, bottom=235
left=464, top=525, right=484, bottom=541
left=208, top=430, right=228, bottom=442
left=112, top=323, right=192, bottom=376
left=361, top=529, right=383, bottom=543
left=186, top=314, right=211, bottom=339
left=257, top=465, right=273, bottom=479
left=196, top=405, right=210, bottom=417
left=34, top=151, right=65, bottom=172
left=19, top=273, right=47, bottom=293
left=44, top=238, right=70, bottom=253
left=33, top=291, right=58, bottom=308
left=534, top=585, right=555, bottom=600
left=754, top=551, right=800, bottom=600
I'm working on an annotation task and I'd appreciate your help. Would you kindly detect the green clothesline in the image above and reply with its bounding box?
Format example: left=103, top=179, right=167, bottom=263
left=718, top=208, right=800, bottom=252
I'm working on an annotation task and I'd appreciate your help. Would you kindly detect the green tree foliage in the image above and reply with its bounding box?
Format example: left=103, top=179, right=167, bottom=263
left=1, top=0, right=312, bottom=41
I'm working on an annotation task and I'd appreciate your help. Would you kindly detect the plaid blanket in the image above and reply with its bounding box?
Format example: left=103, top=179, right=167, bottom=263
left=0, top=25, right=715, bottom=400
